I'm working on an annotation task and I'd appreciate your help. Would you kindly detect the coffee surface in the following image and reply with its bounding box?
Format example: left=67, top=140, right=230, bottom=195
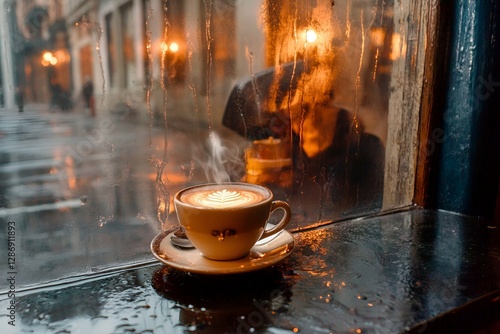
left=180, top=184, right=268, bottom=208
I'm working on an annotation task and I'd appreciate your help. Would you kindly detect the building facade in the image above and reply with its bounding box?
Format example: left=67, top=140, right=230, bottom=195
left=0, top=0, right=15, bottom=108
left=64, top=0, right=264, bottom=123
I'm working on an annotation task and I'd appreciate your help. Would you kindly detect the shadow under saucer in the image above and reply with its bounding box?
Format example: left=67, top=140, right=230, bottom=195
left=151, top=264, right=297, bottom=333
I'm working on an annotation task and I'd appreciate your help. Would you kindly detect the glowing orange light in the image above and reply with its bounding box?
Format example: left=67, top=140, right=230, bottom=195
left=169, top=42, right=179, bottom=52
left=390, top=33, right=404, bottom=60
left=370, top=27, right=386, bottom=47
left=42, top=52, right=53, bottom=62
left=64, top=156, right=77, bottom=190
left=41, top=51, right=58, bottom=66
left=160, top=41, right=180, bottom=53
left=305, top=29, right=317, bottom=43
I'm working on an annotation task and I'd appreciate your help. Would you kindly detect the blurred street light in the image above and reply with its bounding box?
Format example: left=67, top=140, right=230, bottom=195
left=169, top=42, right=179, bottom=53
left=42, top=51, right=58, bottom=67
left=305, top=29, right=317, bottom=43
left=161, top=41, right=180, bottom=53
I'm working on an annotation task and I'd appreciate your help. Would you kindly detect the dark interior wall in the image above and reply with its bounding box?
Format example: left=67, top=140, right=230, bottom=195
left=436, top=0, right=500, bottom=220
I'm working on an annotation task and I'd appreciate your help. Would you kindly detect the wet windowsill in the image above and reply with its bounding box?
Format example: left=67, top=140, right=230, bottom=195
left=1, top=208, right=499, bottom=333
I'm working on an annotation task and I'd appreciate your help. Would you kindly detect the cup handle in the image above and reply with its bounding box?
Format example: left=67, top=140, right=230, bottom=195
left=260, top=200, right=291, bottom=240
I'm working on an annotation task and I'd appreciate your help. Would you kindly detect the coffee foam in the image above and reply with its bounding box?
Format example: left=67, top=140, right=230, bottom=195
left=180, top=184, right=269, bottom=209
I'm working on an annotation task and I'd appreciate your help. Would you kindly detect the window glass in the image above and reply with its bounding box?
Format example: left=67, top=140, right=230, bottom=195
left=0, top=0, right=422, bottom=289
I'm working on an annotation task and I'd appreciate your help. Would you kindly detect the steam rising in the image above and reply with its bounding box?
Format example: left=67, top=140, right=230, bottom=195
left=194, top=132, right=245, bottom=184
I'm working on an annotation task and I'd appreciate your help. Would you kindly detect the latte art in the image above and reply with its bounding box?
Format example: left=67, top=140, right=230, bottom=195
left=206, top=189, right=243, bottom=203
left=180, top=184, right=268, bottom=208
left=189, top=189, right=262, bottom=208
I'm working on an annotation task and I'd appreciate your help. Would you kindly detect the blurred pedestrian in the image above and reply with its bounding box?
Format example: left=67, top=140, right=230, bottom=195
left=15, top=86, right=24, bottom=112
left=83, top=77, right=95, bottom=117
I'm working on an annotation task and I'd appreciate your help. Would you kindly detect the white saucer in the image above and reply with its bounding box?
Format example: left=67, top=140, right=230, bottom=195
left=150, top=228, right=295, bottom=275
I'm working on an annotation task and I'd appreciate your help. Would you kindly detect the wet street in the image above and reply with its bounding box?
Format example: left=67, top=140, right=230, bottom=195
left=0, top=105, right=212, bottom=289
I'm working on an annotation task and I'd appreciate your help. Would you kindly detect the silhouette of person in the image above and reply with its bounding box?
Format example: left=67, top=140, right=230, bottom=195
left=83, top=77, right=95, bottom=117
left=15, top=86, right=24, bottom=112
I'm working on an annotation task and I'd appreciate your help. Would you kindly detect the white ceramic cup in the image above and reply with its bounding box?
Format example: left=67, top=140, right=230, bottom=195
left=174, top=182, right=291, bottom=261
